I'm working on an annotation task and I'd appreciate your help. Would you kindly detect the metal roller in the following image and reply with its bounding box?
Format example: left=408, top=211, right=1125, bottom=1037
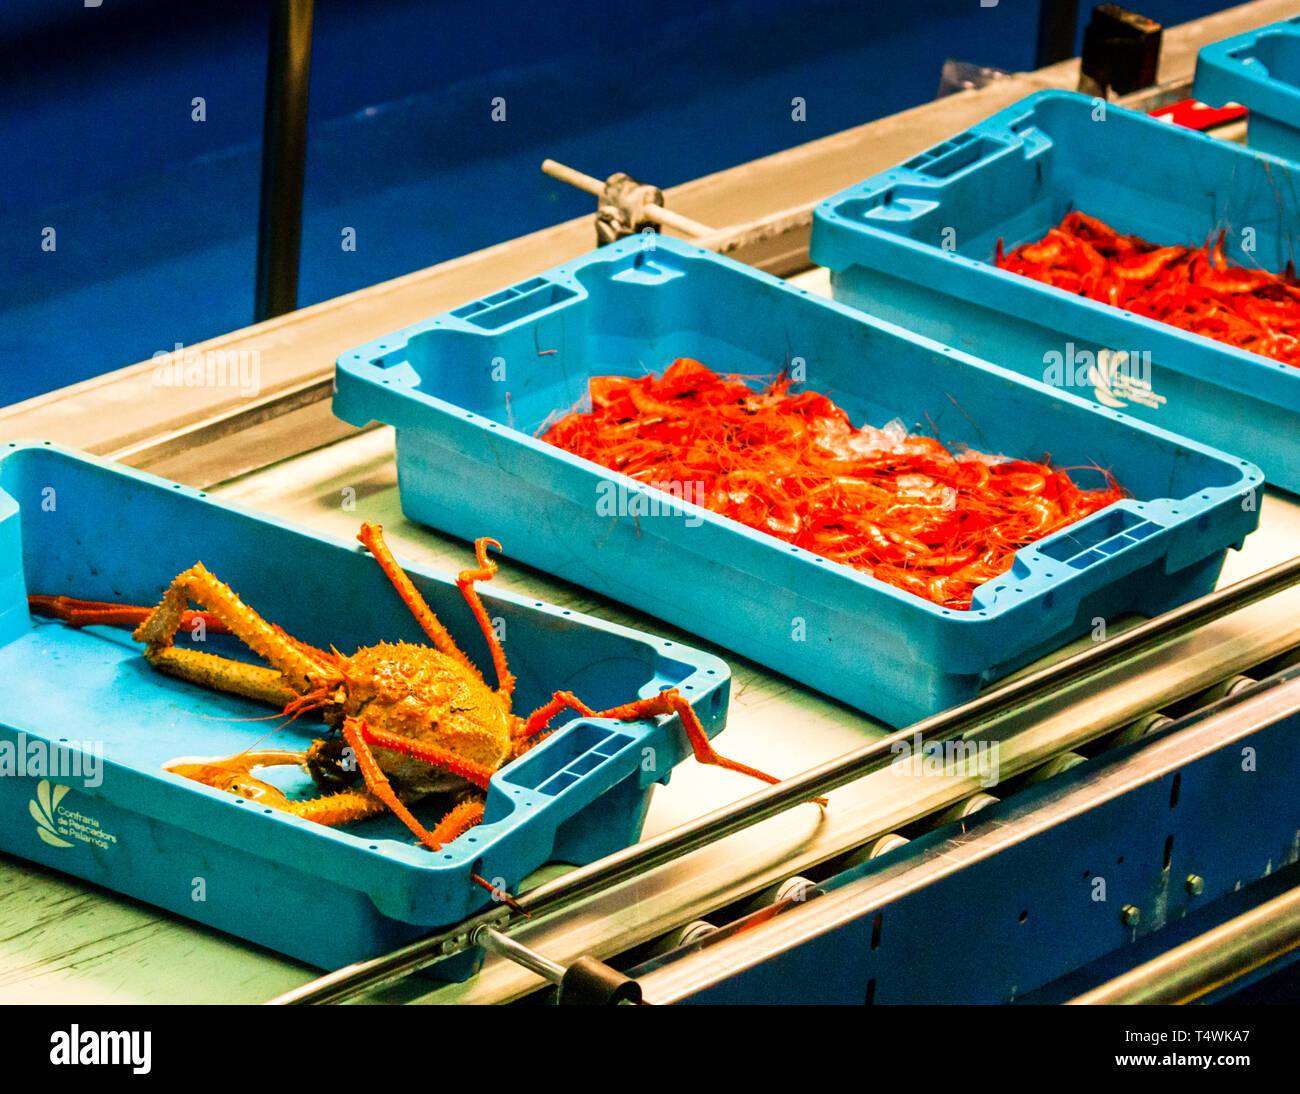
left=642, top=919, right=719, bottom=958
left=1099, top=710, right=1174, bottom=749
left=1017, top=752, right=1088, bottom=788
left=929, top=793, right=1000, bottom=827
left=842, top=833, right=911, bottom=869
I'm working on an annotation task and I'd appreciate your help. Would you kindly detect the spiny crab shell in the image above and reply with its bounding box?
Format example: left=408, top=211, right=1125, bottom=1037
left=320, top=641, right=514, bottom=795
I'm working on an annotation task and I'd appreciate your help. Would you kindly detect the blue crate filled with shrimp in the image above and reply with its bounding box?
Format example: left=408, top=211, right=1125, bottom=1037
left=1194, top=15, right=1300, bottom=164
left=810, top=89, right=1300, bottom=493
left=331, top=234, right=1262, bottom=729
left=0, top=441, right=737, bottom=973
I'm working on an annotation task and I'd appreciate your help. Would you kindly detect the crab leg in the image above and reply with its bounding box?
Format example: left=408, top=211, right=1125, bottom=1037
left=29, top=595, right=232, bottom=634
left=521, top=687, right=825, bottom=805
left=357, top=522, right=484, bottom=685
left=341, top=717, right=491, bottom=850
left=456, top=538, right=516, bottom=704
left=166, top=747, right=472, bottom=830
left=360, top=723, right=499, bottom=790
left=33, top=590, right=334, bottom=709
left=422, top=796, right=487, bottom=843
left=148, top=648, right=304, bottom=708
left=169, top=752, right=412, bottom=827
left=133, top=563, right=337, bottom=692
left=285, top=788, right=394, bottom=825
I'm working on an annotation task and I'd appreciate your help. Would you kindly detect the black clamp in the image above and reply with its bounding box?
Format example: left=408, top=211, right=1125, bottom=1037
left=1079, top=4, right=1162, bottom=99
left=557, top=955, right=644, bottom=1006
left=473, top=925, right=644, bottom=1005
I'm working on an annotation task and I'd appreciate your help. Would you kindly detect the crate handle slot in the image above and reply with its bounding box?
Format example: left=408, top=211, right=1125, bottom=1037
left=1012, top=124, right=1053, bottom=159
left=450, top=277, right=579, bottom=332
left=502, top=723, right=635, bottom=794
left=861, top=195, right=941, bottom=223
left=1036, top=506, right=1160, bottom=571
left=901, top=133, right=1011, bottom=180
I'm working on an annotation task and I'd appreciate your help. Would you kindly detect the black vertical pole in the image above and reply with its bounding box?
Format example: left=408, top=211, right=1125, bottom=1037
left=255, top=0, right=315, bottom=322
left=1036, top=0, right=1080, bottom=68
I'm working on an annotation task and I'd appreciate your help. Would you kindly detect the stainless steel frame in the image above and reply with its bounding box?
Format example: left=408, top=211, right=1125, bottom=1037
left=630, top=666, right=1300, bottom=1005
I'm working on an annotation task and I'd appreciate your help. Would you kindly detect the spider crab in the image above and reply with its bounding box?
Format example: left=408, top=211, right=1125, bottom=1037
left=30, top=523, right=797, bottom=870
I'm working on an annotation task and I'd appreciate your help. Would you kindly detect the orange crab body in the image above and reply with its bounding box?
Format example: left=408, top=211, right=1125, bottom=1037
left=331, top=641, right=514, bottom=792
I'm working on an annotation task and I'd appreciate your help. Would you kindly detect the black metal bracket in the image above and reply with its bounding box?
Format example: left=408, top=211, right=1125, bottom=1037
left=1079, top=4, right=1162, bottom=98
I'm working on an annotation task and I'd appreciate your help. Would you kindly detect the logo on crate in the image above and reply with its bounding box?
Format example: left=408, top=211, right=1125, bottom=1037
left=1041, top=343, right=1166, bottom=409
left=28, top=780, right=119, bottom=851
left=1089, top=348, right=1166, bottom=410
left=30, top=781, right=72, bottom=848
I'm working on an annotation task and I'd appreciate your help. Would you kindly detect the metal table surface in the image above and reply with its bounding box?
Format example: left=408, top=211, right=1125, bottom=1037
left=3, top=262, right=1299, bottom=1004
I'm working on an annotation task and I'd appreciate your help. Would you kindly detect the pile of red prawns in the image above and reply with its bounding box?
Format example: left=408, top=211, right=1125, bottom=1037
left=997, top=211, right=1300, bottom=365
left=541, top=358, right=1123, bottom=610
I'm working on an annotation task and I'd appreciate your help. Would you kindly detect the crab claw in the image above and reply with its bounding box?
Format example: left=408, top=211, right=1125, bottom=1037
left=165, top=750, right=308, bottom=807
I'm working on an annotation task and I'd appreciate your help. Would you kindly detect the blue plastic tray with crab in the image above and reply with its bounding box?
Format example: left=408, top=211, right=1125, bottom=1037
left=0, top=441, right=732, bottom=973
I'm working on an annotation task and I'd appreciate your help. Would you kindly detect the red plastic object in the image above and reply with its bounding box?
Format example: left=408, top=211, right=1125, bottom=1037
left=1149, top=98, right=1247, bottom=131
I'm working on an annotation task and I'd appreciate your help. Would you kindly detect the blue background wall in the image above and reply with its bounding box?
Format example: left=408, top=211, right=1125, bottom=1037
left=1, top=0, right=1227, bottom=405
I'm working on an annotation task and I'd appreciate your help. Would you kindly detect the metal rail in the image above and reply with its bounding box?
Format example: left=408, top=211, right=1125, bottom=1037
left=633, top=666, right=1300, bottom=1004
left=541, top=160, right=715, bottom=239
left=1068, top=886, right=1300, bottom=1004
left=267, top=553, right=1300, bottom=1004
left=106, top=376, right=338, bottom=469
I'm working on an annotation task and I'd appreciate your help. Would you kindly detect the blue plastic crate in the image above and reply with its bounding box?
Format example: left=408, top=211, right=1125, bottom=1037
left=0, top=441, right=732, bottom=973
left=1194, top=15, right=1300, bottom=163
left=332, top=234, right=1261, bottom=728
left=810, top=89, right=1300, bottom=494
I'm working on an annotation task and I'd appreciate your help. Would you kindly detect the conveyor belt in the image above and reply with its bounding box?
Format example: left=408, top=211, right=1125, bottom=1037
left=628, top=663, right=1300, bottom=1005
